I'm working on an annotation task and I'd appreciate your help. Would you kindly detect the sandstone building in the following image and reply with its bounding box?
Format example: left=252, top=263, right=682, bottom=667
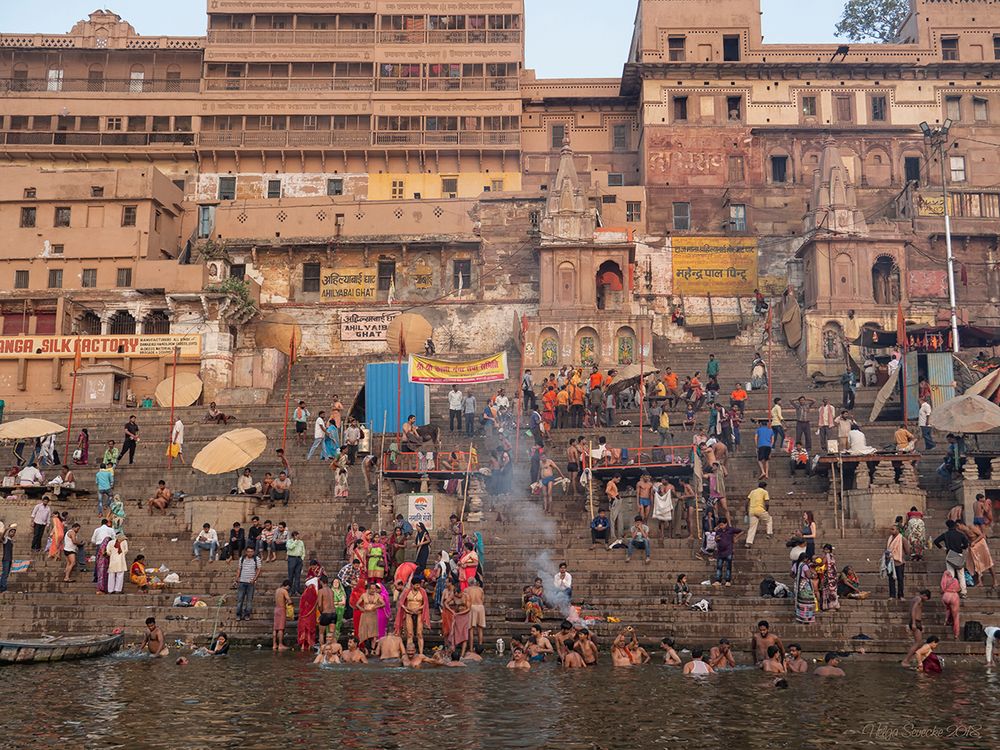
left=1, top=0, right=999, bottom=408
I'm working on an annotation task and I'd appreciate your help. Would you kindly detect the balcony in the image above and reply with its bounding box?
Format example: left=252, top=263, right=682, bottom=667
left=377, top=29, right=521, bottom=45
left=206, top=29, right=376, bottom=46
left=196, top=130, right=519, bottom=149
left=204, top=77, right=374, bottom=92
left=1, top=77, right=201, bottom=94
left=1, top=130, right=194, bottom=147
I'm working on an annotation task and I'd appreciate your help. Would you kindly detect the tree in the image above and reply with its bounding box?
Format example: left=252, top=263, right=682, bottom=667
left=835, top=0, right=910, bottom=43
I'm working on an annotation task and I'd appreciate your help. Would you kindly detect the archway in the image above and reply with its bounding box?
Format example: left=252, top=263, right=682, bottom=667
left=596, top=260, right=624, bottom=311
left=615, top=326, right=636, bottom=365
left=557, top=261, right=576, bottom=306
left=575, top=327, right=599, bottom=367
left=833, top=252, right=856, bottom=298
left=539, top=327, right=559, bottom=368
left=872, top=255, right=900, bottom=305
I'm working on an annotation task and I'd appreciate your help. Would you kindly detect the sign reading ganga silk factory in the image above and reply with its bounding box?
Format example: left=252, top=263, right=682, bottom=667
left=320, top=268, right=377, bottom=303
left=0, top=334, right=201, bottom=359
left=339, top=311, right=400, bottom=341
left=672, top=238, right=758, bottom=296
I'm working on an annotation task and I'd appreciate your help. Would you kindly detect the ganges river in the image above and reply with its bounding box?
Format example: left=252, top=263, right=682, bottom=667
left=3, top=652, right=999, bottom=749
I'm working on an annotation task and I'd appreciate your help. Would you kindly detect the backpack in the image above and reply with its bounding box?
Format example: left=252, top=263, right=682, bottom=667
left=702, top=531, right=717, bottom=554
left=964, top=620, right=986, bottom=642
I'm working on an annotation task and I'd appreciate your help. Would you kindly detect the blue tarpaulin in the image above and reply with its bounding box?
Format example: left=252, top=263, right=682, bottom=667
left=365, top=362, right=428, bottom=433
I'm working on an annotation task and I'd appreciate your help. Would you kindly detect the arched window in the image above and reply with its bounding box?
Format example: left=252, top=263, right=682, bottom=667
left=142, top=310, right=170, bottom=334
left=834, top=252, right=856, bottom=298
left=557, top=261, right=576, bottom=305
left=872, top=256, right=900, bottom=305
left=78, top=311, right=101, bottom=335
left=616, top=326, right=636, bottom=365
left=108, top=310, right=137, bottom=335
left=596, top=260, right=623, bottom=311
left=539, top=328, right=559, bottom=367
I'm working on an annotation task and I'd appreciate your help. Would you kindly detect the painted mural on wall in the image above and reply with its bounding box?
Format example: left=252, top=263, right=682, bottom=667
left=672, top=238, right=758, bottom=296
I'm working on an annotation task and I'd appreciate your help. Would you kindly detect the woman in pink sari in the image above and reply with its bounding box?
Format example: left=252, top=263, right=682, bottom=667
left=95, top=536, right=112, bottom=593
left=297, top=580, right=319, bottom=651
left=375, top=582, right=392, bottom=639
left=941, top=569, right=962, bottom=640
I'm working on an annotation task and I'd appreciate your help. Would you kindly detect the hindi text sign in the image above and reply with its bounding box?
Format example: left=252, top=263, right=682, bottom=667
left=672, top=238, right=758, bottom=296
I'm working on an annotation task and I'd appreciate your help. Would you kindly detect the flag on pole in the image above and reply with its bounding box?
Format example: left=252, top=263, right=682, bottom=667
left=387, top=278, right=397, bottom=306
left=289, top=330, right=297, bottom=365
left=73, top=339, right=81, bottom=372
left=897, top=302, right=907, bottom=354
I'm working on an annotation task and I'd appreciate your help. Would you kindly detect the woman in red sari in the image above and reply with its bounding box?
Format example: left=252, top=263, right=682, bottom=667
left=459, top=541, right=479, bottom=592
left=297, top=580, right=319, bottom=651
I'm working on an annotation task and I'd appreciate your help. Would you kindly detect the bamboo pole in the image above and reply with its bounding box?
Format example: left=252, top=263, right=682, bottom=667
left=64, top=340, right=80, bottom=462
left=831, top=456, right=839, bottom=533
left=514, top=315, right=527, bottom=464
left=638, top=326, right=645, bottom=466
left=839, top=455, right=846, bottom=540
left=377, top=411, right=387, bottom=532
left=588, top=439, right=595, bottom=520
left=281, top=333, right=295, bottom=453
left=459, top=441, right=475, bottom=521
left=167, top=346, right=179, bottom=470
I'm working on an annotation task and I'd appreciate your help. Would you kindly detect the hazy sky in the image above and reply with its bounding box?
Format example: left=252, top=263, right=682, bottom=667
left=0, top=0, right=850, bottom=78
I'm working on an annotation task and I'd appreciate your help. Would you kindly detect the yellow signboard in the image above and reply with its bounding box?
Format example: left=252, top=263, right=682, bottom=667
left=321, top=267, right=377, bottom=303
left=408, top=353, right=508, bottom=385
left=672, top=238, right=758, bottom=296
left=0, top=334, right=201, bottom=360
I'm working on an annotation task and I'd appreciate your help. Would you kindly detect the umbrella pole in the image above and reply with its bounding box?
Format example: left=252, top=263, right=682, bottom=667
left=167, top=347, right=178, bottom=470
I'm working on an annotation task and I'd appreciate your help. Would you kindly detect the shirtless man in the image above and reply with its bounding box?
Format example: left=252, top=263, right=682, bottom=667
left=760, top=645, right=787, bottom=673
left=574, top=628, right=599, bottom=665
left=431, top=648, right=468, bottom=668
left=313, top=640, right=343, bottom=665
left=751, top=620, right=784, bottom=665
left=552, top=620, right=577, bottom=659
left=682, top=649, right=714, bottom=675
left=462, top=646, right=484, bottom=663
left=901, top=589, right=933, bottom=667
left=814, top=652, right=846, bottom=677
left=465, top=580, right=487, bottom=650
left=401, top=643, right=437, bottom=668
left=784, top=644, right=809, bottom=673
left=636, top=474, right=654, bottom=524
left=274, top=581, right=291, bottom=651
left=566, top=439, right=580, bottom=498
left=140, top=617, right=168, bottom=657
left=507, top=648, right=531, bottom=669
left=709, top=638, right=736, bottom=669
left=341, top=637, right=368, bottom=664
left=516, top=624, right=554, bottom=662
left=676, top=479, right=697, bottom=540
left=562, top=647, right=587, bottom=668
left=610, top=632, right=634, bottom=667
left=375, top=631, right=406, bottom=661
left=628, top=636, right=651, bottom=666
left=660, top=638, right=682, bottom=666
left=539, top=455, right=565, bottom=514
left=316, top=576, right=336, bottom=645
left=400, top=580, right=429, bottom=654
left=147, top=481, right=173, bottom=515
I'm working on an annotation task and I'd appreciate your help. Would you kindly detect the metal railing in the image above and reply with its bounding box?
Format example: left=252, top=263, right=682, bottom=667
left=207, top=29, right=376, bottom=46
left=1, top=77, right=201, bottom=93
left=1, top=131, right=194, bottom=147
left=204, top=77, right=376, bottom=92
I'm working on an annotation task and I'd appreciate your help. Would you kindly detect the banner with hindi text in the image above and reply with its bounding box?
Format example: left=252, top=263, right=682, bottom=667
left=672, top=237, right=758, bottom=296
left=408, top=353, right=508, bottom=385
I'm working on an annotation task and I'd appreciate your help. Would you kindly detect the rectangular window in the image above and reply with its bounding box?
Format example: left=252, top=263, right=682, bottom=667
left=122, top=206, right=137, bottom=226
left=116, top=267, right=133, bottom=287
left=48, top=269, right=63, bottom=289
left=673, top=202, right=691, bottom=231
left=490, top=179, right=504, bottom=193
left=327, top=178, right=344, bottom=196
left=726, top=96, right=743, bottom=121
left=723, top=35, right=741, bottom=62
left=974, top=97, right=988, bottom=123
left=607, top=173, right=625, bottom=187
left=730, top=204, right=747, bottom=232
left=802, top=95, right=817, bottom=117
left=941, top=36, right=959, bottom=61
left=612, top=123, right=629, bottom=151
left=673, top=96, right=688, bottom=121
left=24, top=188, right=36, bottom=199
left=994, top=35, right=1000, bottom=60
left=90, top=186, right=104, bottom=198
left=391, top=180, right=405, bottom=200
left=50, top=244, right=63, bottom=255
left=946, top=96, right=961, bottom=122
left=218, top=177, right=237, bottom=200
left=302, top=262, right=321, bottom=292
left=550, top=123, right=566, bottom=149
left=81, top=268, right=97, bottom=288
left=771, top=156, right=788, bottom=184
left=626, top=201, right=642, bottom=222
left=441, top=177, right=458, bottom=198
left=54, top=207, right=71, bottom=227
left=106, top=117, right=123, bottom=131
left=14, top=270, right=29, bottom=289
left=266, top=179, right=282, bottom=199
left=834, top=95, right=852, bottom=123
left=950, top=155, right=967, bottom=183
left=871, top=95, right=887, bottom=122
left=20, top=207, right=36, bottom=228
left=905, top=156, right=921, bottom=185
left=377, top=260, right=396, bottom=291
left=668, top=36, right=686, bottom=62
left=453, top=259, right=472, bottom=290
left=47, top=68, right=63, bottom=92
left=230, top=264, right=246, bottom=280
left=728, top=155, right=745, bottom=182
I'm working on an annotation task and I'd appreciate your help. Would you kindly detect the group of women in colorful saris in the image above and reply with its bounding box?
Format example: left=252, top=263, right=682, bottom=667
left=791, top=543, right=843, bottom=624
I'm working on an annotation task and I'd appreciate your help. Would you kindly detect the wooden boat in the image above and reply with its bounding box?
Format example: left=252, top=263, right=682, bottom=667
left=0, top=633, right=124, bottom=664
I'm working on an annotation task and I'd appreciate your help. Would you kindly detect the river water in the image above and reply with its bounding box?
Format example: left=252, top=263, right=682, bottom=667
left=3, top=653, right=999, bottom=749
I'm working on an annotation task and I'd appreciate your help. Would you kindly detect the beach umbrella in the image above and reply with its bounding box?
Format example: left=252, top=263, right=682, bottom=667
left=386, top=313, right=433, bottom=356
left=154, top=372, right=204, bottom=408
left=930, top=393, right=1000, bottom=434
left=192, top=428, right=267, bottom=475
left=0, top=418, right=66, bottom=441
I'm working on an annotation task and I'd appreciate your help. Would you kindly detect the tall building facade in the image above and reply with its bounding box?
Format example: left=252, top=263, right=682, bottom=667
left=1, top=0, right=999, bottom=407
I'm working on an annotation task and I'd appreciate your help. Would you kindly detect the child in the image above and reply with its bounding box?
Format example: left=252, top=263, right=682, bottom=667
left=674, top=573, right=692, bottom=606
left=683, top=402, right=696, bottom=431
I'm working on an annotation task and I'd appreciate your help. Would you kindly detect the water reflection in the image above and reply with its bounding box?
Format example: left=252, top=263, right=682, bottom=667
left=2, top=654, right=999, bottom=749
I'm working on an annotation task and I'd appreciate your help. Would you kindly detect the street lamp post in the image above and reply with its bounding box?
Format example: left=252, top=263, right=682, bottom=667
left=920, top=119, right=960, bottom=353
